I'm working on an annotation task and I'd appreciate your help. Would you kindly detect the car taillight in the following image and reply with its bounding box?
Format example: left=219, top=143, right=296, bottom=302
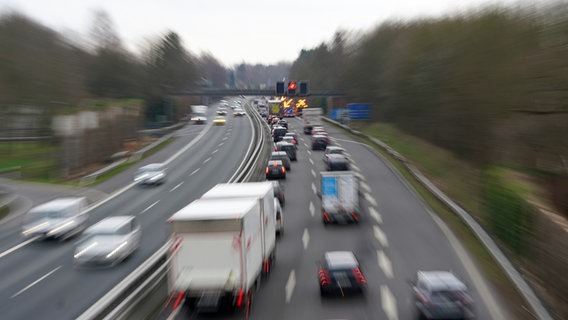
left=351, top=268, right=367, bottom=284
left=265, top=167, right=269, bottom=174
left=236, top=289, right=245, bottom=308
left=323, top=211, right=330, bottom=221
left=319, top=269, right=330, bottom=285
left=281, top=167, right=286, bottom=173
left=350, top=211, right=359, bottom=222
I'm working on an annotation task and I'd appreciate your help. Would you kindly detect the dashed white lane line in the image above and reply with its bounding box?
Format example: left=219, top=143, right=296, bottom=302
left=307, top=150, right=312, bottom=156
left=309, top=202, right=315, bottom=217
left=355, top=172, right=365, bottom=181
left=212, top=148, right=219, bottom=154
left=302, top=229, right=310, bottom=250
left=369, top=207, right=382, bottom=224
left=309, top=158, right=314, bottom=165
left=0, top=236, right=39, bottom=260
left=285, top=270, right=296, bottom=303
left=377, top=250, right=393, bottom=279
left=311, top=183, right=316, bottom=194
left=170, top=182, right=183, bottom=192
left=373, top=225, right=389, bottom=247
left=364, top=193, right=378, bottom=207
left=304, top=143, right=309, bottom=149
left=361, top=181, right=371, bottom=193
left=218, top=142, right=224, bottom=147
left=140, top=200, right=160, bottom=215
left=203, top=157, right=211, bottom=164
left=381, top=285, right=398, bottom=320
left=12, top=266, right=62, bottom=298
left=190, top=168, right=200, bottom=176
left=222, top=136, right=228, bottom=141
left=311, top=169, right=316, bottom=177
left=351, top=163, right=361, bottom=172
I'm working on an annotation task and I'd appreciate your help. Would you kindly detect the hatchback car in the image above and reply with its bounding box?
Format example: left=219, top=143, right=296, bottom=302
left=318, top=251, right=366, bottom=296
left=275, top=141, right=297, bottom=161
left=311, top=134, right=329, bottom=150
left=134, top=163, right=166, bottom=185
left=233, top=108, right=246, bottom=117
left=266, top=160, right=286, bottom=180
left=73, top=215, right=141, bottom=267
left=272, top=180, right=285, bottom=207
left=21, top=197, right=88, bottom=241
left=216, top=107, right=228, bottom=115
left=277, top=120, right=288, bottom=129
left=212, top=115, right=226, bottom=125
left=281, top=136, right=298, bottom=149
left=272, top=126, right=288, bottom=142
left=270, top=151, right=291, bottom=170
left=284, top=132, right=298, bottom=144
left=325, top=154, right=350, bottom=171
left=412, top=271, right=475, bottom=319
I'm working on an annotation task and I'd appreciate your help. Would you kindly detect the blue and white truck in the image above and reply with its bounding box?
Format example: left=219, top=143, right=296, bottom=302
left=320, top=171, right=360, bottom=224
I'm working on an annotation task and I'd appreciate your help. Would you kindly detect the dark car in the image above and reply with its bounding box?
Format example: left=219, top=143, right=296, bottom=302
left=266, top=160, right=286, bottom=180
left=275, top=141, right=297, bottom=161
left=272, top=181, right=285, bottom=207
left=277, top=120, right=288, bottom=129
left=325, top=154, right=350, bottom=171
left=272, top=126, right=288, bottom=142
left=311, top=134, right=329, bottom=151
left=318, top=251, right=366, bottom=296
left=281, top=136, right=298, bottom=149
left=269, top=151, right=291, bottom=170
left=412, top=271, right=475, bottom=320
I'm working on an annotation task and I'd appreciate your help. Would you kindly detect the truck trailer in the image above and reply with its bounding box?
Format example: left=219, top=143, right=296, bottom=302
left=167, top=198, right=264, bottom=314
left=320, top=171, right=360, bottom=224
left=302, top=108, right=323, bottom=134
left=190, top=105, right=208, bottom=124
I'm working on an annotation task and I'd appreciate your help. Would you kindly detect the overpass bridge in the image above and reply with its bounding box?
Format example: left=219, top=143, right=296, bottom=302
left=175, top=88, right=345, bottom=97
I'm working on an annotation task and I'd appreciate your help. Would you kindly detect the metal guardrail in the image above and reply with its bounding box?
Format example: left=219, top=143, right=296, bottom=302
left=77, top=100, right=270, bottom=320
left=323, top=117, right=554, bottom=320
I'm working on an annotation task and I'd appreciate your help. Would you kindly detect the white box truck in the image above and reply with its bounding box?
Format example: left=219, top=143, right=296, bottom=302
left=190, top=105, right=208, bottom=124
left=167, top=198, right=264, bottom=314
left=302, top=107, right=322, bottom=134
left=320, top=171, right=360, bottom=224
left=201, top=182, right=279, bottom=257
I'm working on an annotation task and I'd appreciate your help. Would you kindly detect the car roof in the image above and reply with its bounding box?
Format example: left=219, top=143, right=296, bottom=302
left=86, top=216, right=135, bottom=233
left=418, top=271, right=467, bottom=291
left=268, top=160, right=283, bottom=166
left=324, top=251, right=359, bottom=269
left=327, top=154, right=348, bottom=160
left=326, top=146, right=343, bottom=151
left=271, top=151, right=288, bottom=157
left=313, top=134, right=327, bottom=138
left=276, top=141, right=294, bottom=146
left=140, top=163, right=164, bottom=170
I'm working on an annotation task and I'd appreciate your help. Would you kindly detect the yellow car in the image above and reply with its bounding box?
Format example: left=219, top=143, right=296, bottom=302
left=213, top=115, right=226, bottom=125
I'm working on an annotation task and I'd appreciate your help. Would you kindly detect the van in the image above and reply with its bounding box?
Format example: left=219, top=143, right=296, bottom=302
left=22, top=197, right=89, bottom=240
left=275, top=142, right=297, bottom=161
left=270, top=151, right=291, bottom=170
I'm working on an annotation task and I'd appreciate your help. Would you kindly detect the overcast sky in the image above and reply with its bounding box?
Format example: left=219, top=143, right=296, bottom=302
left=1, top=0, right=526, bottom=66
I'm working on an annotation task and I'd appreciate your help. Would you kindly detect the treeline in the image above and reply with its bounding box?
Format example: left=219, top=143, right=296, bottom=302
left=290, top=4, right=568, bottom=171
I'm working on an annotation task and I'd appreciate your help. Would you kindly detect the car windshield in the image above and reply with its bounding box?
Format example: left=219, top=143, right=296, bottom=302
left=26, top=210, right=63, bottom=221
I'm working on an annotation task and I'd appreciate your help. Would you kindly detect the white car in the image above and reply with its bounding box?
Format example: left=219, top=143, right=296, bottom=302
left=74, top=216, right=141, bottom=267
left=274, top=198, right=284, bottom=235
left=134, top=163, right=166, bottom=185
left=21, top=197, right=88, bottom=241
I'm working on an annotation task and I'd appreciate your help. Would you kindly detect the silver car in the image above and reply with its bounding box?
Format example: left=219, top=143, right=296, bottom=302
left=412, top=271, right=475, bottom=319
left=134, top=163, right=166, bottom=185
left=21, top=197, right=88, bottom=241
left=73, top=216, right=141, bottom=267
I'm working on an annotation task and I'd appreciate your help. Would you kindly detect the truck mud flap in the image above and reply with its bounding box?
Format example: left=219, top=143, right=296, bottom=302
left=196, top=292, right=223, bottom=312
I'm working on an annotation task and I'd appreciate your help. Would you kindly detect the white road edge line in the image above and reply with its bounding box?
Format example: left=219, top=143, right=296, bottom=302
left=169, top=182, right=183, bottom=192
left=374, top=225, right=389, bottom=247
left=12, top=266, right=62, bottom=298
left=302, top=229, right=310, bottom=250
left=369, top=207, right=382, bottom=224
left=140, top=200, right=160, bottom=215
left=190, top=168, right=200, bottom=176
left=0, top=236, right=40, bottom=260
left=285, top=270, right=296, bottom=303
left=381, top=285, right=398, bottom=320
left=309, top=202, right=315, bottom=217
left=377, top=250, right=393, bottom=278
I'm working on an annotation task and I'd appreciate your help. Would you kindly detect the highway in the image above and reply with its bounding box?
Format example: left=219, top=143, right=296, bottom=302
left=0, top=101, right=254, bottom=319
left=170, top=115, right=510, bottom=320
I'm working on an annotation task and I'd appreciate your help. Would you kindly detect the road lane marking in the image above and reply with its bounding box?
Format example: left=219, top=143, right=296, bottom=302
left=140, top=200, right=160, bottom=215
left=361, top=181, right=371, bottom=193
left=311, top=169, right=316, bottom=177
left=0, top=236, right=39, bottom=260
left=351, top=163, right=361, bottom=172
left=309, top=158, right=314, bottom=165
left=311, top=183, right=316, bottom=194
left=309, top=202, right=315, bottom=217
left=203, top=157, right=211, bottom=164
left=381, top=285, right=398, bottom=320
left=369, top=207, right=382, bottom=224
left=355, top=172, right=365, bottom=181
left=377, top=250, right=393, bottom=278
left=365, top=193, right=378, bottom=207
left=374, top=225, right=389, bottom=247
left=285, top=270, right=296, bottom=303
left=222, top=136, right=228, bottom=141
left=190, top=168, right=200, bottom=176
left=212, top=148, right=219, bottom=154
left=12, top=266, right=62, bottom=298
left=307, top=150, right=312, bottom=156
left=170, top=182, right=183, bottom=192
left=302, top=229, right=310, bottom=250
left=304, top=143, right=309, bottom=148
left=218, top=142, right=224, bottom=147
